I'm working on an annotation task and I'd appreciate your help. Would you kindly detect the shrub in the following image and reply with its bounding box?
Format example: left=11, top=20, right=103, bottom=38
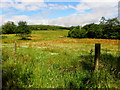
left=17, top=21, right=31, bottom=40
left=68, top=26, right=87, bottom=38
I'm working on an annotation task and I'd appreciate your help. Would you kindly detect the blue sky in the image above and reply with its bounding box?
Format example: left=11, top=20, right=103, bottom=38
left=0, top=0, right=119, bottom=26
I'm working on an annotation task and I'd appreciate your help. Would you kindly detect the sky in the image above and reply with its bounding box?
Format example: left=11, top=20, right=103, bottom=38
left=0, top=0, right=119, bottom=27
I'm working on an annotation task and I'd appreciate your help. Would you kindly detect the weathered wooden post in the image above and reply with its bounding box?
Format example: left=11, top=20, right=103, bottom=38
left=14, top=41, right=17, bottom=58
left=94, top=43, right=101, bottom=72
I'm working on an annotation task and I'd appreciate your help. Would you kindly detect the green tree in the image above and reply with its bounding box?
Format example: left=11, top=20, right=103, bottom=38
left=82, top=23, right=99, bottom=38
left=105, top=17, right=120, bottom=26
left=17, top=21, right=31, bottom=40
left=68, top=17, right=120, bottom=39
left=2, top=21, right=17, bottom=34
left=100, top=17, right=106, bottom=25
left=103, top=18, right=120, bottom=39
left=68, top=25, right=87, bottom=38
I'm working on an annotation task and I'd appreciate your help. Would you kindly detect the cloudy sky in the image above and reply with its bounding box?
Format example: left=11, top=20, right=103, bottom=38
left=0, top=0, right=119, bottom=26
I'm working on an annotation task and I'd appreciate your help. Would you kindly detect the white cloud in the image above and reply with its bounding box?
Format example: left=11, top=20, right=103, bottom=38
left=1, top=15, right=30, bottom=25
left=20, top=0, right=44, bottom=2
left=48, top=1, right=118, bottom=26
left=0, top=15, right=5, bottom=25
left=0, top=1, right=47, bottom=11
left=81, top=0, right=118, bottom=2
left=25, top=2, right=47, bottom=11
left=0, top=2, right=26, bottom=11
left=74, top=3, right=90, bottom=12
left=1, top=0, right=119, bottom=2
left=1, top=0, right=13, bottom=2
left=14, top=3, right=27, bottom=11
left=0, top=1, right=83, bottom=12
left=1, top=0, right=44, bottom=2
left=47, top=4, right=76, bottom=10
left=48, top=5, right=68, bottom=10
left=0, top=0, right=119, bottom=26
left=74, top=1, right=118, bottom=13
left=27, top=6, right=39, bottom=11
left=12, top=15, right=29, bottom=21
left=1, top=15, right=49, bottom=25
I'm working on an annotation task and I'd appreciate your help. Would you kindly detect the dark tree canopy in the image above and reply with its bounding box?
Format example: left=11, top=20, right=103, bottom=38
left=17, top=21, right=31, bottom=40
left=68, top=17, right=120, bottom=39
left=2, top=21, right=17, bottom=34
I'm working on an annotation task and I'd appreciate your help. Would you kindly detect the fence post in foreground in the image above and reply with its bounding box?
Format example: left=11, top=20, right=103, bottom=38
left=14, top=41, right=17, bottom=58
left=94, top=43, right=101, bottom=72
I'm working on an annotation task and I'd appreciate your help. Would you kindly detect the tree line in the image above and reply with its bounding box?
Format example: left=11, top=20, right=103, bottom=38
left=1, top=21, right=71, bottom=39
left=28, top=25, right=70, bottom=31
left=2, top=21, right=31, bottom=39
left=1, top=21, right=70, bottom=39
left=68, top=17, right=120, bottom=39
left=1, top=17, right=120, bottom=39
left=1, top=22, right=70, bottom=35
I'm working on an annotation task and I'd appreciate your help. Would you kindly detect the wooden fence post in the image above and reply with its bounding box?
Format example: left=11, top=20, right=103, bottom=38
left=14, top=41, right=17, bottom=58
left=94, top=43, right=101, bottom=72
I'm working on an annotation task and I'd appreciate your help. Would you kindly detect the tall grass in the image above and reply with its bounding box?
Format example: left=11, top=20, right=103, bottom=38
left=2, top=31, right=120, bottom=89
left=2, top=45, right=120, bottom=89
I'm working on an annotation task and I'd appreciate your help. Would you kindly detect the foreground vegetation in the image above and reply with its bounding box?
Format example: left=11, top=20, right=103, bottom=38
left=2, top=30, right=120, bottom=89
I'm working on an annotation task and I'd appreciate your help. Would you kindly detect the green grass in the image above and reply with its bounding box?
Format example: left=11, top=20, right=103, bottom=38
left=2, top=30, right=120, bottom=89
left=1, top=30, right=68, bottom=43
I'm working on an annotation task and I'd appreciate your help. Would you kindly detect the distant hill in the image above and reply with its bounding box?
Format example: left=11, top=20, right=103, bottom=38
left=28, top=25, right=70, bottom=31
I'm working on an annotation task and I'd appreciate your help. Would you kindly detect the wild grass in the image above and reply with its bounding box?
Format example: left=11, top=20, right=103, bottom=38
left=2, top=30, right=120, bottom=89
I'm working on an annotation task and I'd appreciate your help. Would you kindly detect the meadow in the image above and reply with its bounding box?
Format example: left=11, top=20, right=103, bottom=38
left=1, top=30, right=120, bottom=89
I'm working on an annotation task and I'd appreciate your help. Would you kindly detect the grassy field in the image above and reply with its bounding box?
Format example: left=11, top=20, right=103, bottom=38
left=1, top=30, right=120, bottom=88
